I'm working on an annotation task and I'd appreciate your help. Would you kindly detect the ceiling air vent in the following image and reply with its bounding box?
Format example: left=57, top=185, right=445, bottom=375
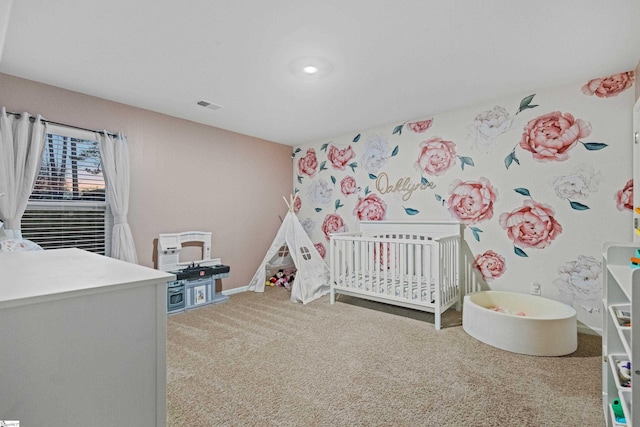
left=196, top=100, right=223, bottom=110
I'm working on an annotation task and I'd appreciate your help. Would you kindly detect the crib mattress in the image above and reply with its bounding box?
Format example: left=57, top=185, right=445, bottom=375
left=335, top=272, right=436, bottom=303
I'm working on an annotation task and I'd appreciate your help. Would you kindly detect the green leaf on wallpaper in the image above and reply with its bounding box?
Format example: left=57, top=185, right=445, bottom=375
left=297, top=175, right=303, bottom=184
left=459, top=156, right=474, bottom=170
left=393, top=124, right=403, bottom=135
left=353, top=134, right=361, bottom=142
left=391, top=145, right=399, bottom=156
left=348, top=162, right=358, bottom=172
left=369, top=173, right=377, bottom=180
left=514, top=188, right=531, bottom=197
left=319, top=160, right=327, bottom=171
left=581, top=142, right=608, bottom=151
left=293, top=148, right=301, bottom=156
left=504, top=154, right=513, bottom=169
left=403, top=207, right=419, bottom=216
left=315, top=207, right=322, bottom=212
left=421, top=176, right=430, bottom=186
left=514, top=246, right=528, bottom=257
left=335, top=199, right=344, bottom=211
left=516, top=94, right=538, bottom=114
left=331, top=175, right=336, bottom=185
left=569, top=201, right=590, bottom=211
left=469, top=227, right=483, bottom=242
left=435, top=194, right=442, bottom=202
left=365, top=186, right=371, bottom=195
left=504, top=151, right=520, bottom=169
left=321, top=143, right=329, bottom=152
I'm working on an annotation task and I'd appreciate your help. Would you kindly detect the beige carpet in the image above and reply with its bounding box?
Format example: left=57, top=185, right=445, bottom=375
left=167, top=287, right=603, bottom=427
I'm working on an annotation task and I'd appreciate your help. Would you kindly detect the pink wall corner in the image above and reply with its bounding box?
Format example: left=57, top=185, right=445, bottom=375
left=0, top=73, right=293, bottom=290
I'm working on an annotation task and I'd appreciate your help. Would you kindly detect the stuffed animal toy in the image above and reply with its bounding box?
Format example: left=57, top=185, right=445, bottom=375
left=265, top=269, right=295, bottom=290
left=265, top=270, right=278, bottom=287
left=284, top=272, right=295, bottom=292
left=266, top=269, right=288, bottom=287
left=275, top=276, right=288, bottom=287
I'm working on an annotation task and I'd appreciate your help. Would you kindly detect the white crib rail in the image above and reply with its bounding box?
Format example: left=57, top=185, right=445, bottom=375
left=436, top=234, right=461, bottom=311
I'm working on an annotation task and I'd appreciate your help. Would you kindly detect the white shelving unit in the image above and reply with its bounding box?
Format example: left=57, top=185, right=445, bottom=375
left=603, top=243, right=640, bottom=426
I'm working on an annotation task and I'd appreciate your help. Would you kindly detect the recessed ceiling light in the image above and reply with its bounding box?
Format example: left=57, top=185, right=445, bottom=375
left=289, top=57, right=333, bottom=78
left=302, top=65, right=318, bottom=74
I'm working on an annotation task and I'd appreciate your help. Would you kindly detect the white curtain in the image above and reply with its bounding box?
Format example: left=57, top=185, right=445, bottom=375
left=97, top=132, right=138, bottom=263
left=0, top=107, right=46, bottom=239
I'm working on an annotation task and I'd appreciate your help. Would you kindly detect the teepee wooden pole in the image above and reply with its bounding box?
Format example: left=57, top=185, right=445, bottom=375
left=283, top=194, right=298, bottom=213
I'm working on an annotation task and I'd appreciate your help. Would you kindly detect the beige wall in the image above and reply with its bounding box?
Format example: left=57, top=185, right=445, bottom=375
left=0, top=72, right=293, bottom=291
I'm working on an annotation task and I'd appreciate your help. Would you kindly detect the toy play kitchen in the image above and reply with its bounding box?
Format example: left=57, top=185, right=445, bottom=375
left=157, top=231, right=230, bottom=314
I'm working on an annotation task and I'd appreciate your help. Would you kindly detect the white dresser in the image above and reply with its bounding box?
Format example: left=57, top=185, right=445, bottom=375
left=0, top=248, right=175, bottom=427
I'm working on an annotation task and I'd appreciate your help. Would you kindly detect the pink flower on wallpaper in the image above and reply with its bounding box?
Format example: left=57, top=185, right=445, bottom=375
left=407, top=119, right=433, bottom=133
left=615, top=179, right=633, bottom=211
left=327, top=144, right=356, bottom=170
left=353, top=193, right=387, bottom=221
left=293, top=195, right=302, bottom=213
left=321, top=213, right=348, bottom=241
left=499, top=200, right=563, bottom=249
left=519, top=111, right=592, bottom=162
left=447, top=177, right=498, bottom=225
left=298, top=148, right=319, bottom=178
left=415, top=137, right=457, bottom=176
left=582, top=71, right=635, bottom=98
left=474, top=250, right=506, bottom=281
left=340, top=176, right=357, bottom=196
left=314, top=242, right=326, bottom=259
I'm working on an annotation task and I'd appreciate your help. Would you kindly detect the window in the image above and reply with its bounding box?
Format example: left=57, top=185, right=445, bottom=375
left=277, top=245, right=290, bottom=258
left=299, top=246, right=311, bottom=261
left=21, top=127, right=111, bottom=255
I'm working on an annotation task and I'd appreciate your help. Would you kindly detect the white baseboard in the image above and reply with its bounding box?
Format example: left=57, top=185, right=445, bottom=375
left=578, top=322, right=602, bottom=336
left=222, top=285, right=249, bottom=296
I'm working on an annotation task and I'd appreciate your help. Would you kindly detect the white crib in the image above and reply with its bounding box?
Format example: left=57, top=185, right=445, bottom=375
left=329, top=220, right=462, bottom=330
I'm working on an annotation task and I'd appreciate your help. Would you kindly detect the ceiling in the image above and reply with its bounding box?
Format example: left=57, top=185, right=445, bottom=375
left=1, top=0, right=639, bottom=146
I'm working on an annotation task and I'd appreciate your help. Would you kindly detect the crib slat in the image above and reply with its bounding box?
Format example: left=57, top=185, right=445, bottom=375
left=416, top=242, right=421, bottom=301
left=360, top=239, right=364, bottom=290
left=406, top=242, right=411, bottom=300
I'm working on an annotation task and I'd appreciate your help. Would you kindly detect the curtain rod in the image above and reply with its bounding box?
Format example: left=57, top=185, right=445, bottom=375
left=6, top=111, right=120, bottom=138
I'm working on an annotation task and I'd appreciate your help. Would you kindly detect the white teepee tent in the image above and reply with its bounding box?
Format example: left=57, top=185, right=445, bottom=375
left=248, top=195, right=330, bottom=304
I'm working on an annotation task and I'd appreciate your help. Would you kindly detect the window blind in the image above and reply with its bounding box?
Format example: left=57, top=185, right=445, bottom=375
left=21, top=132, right=111, bottom=255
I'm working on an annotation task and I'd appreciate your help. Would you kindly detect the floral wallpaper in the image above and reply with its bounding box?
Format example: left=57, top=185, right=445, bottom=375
left=292, top=71, right=635, bottom=331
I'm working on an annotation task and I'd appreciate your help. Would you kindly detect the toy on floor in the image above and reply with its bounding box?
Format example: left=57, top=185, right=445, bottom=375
left=266, top=269, right=292, bottom=290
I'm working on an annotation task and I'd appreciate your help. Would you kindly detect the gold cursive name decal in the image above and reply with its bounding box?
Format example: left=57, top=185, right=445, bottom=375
left=375, top=172, right=436, bottom=201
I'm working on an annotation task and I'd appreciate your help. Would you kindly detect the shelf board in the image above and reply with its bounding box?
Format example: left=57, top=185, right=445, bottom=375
left=609, top=305, right=632, bottom=356
left=609, top=353, right=633, bottom=394
left=609, top=265, right=633, bottom=300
